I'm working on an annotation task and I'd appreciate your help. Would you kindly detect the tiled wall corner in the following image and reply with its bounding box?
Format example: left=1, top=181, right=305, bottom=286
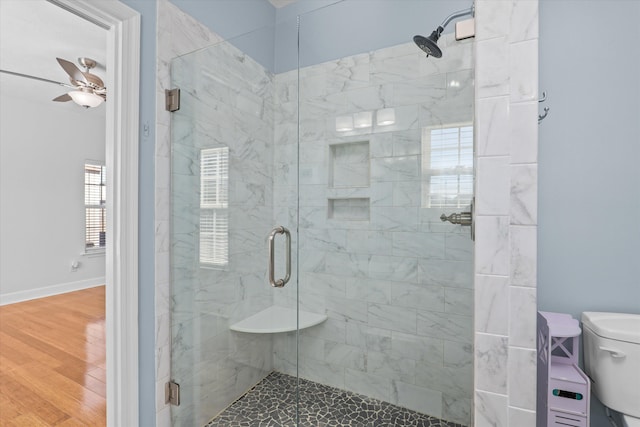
left=474, top=1, right=539, bottom=426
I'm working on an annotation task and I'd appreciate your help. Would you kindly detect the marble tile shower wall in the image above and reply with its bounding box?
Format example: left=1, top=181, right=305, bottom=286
left=272, top=34, right=475, bottom=426
left=473, top=1, right=539, bottom=426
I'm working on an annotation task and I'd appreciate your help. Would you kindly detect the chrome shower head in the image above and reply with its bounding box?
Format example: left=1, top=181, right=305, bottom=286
left=413, top=28, right=443, bottom=58
left=414, top=4, right=474, bottom=59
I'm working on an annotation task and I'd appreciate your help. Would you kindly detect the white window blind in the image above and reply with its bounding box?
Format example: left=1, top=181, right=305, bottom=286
left=85, top=163, right=106, bottom=250
left=200, top=147, right=229, bottom=266
left=422, top=125, right=473, bottom=208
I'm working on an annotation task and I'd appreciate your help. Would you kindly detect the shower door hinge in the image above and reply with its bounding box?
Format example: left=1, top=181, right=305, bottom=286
left=165, top=380, right=181, bottom=406
left=165, top=88, right=180, bottom=112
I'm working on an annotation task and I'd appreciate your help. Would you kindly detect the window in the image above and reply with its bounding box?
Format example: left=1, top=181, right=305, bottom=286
left=200, top=147, right=229, bottom=267
left=85, top=163, right=106, bottom=251
left=422, top=125, right=473, bottom=208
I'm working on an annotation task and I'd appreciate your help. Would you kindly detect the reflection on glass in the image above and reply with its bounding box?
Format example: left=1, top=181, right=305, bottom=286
left=422, top=125, right=473, bottom=208
left=200, top=147, right=229, bottom=267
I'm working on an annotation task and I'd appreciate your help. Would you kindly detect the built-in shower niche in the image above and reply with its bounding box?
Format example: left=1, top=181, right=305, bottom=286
left=327, top=198, right=370, bottom=221
left=328, top=141, right=370, bottom=221
left=329, top=141, right=369, bottom=188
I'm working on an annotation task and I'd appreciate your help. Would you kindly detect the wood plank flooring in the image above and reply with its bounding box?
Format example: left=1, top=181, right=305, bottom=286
left=0, top=286, right=106, bottom=426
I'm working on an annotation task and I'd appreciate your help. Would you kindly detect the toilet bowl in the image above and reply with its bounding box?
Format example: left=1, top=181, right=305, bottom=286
left=582, top=312, right=640, bottom=426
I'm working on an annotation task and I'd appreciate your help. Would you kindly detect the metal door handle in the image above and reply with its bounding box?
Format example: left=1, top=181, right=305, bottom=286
left=268, top=226, right=291, bottom=288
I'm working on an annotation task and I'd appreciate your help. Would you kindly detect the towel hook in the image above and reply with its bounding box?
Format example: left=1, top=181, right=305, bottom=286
left=538, top=91, right=549, bottom=124
left=539, top=91, right=547, bottom=103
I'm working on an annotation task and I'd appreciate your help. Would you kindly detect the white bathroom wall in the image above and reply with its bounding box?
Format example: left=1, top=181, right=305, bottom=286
left=0, top=92, right=106, bottom=304
left=474, top=1, right=539, bottom=426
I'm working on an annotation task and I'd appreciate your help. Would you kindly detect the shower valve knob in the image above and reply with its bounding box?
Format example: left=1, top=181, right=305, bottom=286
left=440, top=211, right=472, bottom=226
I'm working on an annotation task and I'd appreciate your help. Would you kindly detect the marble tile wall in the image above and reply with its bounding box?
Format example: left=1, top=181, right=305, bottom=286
left=271, top=34, right=475, bottom=426
left=474, top=1, right=539, bottom=426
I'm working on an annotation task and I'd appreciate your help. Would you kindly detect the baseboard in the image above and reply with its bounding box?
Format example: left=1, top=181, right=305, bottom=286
left=0, top=277, right=105, bottom=306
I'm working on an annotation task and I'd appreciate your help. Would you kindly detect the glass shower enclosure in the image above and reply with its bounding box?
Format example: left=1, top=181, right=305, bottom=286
left=169, top=3, right=474, bottom=426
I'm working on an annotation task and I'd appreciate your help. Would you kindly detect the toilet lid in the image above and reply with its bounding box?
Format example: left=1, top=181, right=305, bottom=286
left=581, top=312, right=640, bottom=344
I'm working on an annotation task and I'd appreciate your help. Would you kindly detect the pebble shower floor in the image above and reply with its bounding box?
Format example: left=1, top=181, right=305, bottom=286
left=204, top=372, right=466, bottom=427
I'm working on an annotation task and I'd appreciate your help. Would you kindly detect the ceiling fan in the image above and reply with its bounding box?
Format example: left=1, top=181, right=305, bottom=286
left=0, top=57, right=106, bottom=109
left=52, top=57, right=106, bottom=108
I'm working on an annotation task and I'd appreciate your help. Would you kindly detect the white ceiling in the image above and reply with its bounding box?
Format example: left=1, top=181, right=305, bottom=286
left=0, top=0, right=107, bottom=106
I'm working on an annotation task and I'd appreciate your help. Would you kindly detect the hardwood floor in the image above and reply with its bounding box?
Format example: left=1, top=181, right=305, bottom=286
left=0, top=286, right=106, bottom=426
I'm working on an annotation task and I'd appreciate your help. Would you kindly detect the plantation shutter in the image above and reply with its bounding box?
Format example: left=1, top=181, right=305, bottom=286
left=423, top=125, right=473, bottom=208
left=85, top=163, right=106, bottom=250
left=200, top=147, right=229, bottom=266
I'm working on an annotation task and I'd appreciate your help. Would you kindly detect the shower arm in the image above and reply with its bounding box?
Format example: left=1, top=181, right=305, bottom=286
left=438, top=5, right=475, bottom=33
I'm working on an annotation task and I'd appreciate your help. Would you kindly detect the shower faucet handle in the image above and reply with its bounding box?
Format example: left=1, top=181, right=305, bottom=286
left=440, top=211, right=472, bottom=226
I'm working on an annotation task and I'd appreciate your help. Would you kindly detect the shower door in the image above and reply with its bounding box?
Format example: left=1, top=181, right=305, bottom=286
left=286, top=5, right=476, bottom=425
left=168, top=30, right=300, bottom=426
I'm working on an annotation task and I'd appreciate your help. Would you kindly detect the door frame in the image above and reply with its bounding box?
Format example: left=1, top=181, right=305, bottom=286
left=49, top=1, right=141, bottom=425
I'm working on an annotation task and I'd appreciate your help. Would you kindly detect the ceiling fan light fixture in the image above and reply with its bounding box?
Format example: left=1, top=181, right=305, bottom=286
left=68, top=89, right=104, bottom=108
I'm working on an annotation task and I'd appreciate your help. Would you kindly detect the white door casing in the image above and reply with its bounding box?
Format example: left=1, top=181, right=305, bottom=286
left=48, top=1, right=141, bottom=426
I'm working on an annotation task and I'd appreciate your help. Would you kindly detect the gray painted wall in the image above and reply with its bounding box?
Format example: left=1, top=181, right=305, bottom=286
left=539, top=0, right=640, bottom=424
left=279, top=0, right=469, bottom=72
left=169, top=0, right=276, bottom=70
left=168, top=0, right=471, bottom=74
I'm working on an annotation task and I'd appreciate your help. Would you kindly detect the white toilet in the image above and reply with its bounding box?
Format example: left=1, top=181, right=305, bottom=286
left=582, top=312, right=640, bottom=427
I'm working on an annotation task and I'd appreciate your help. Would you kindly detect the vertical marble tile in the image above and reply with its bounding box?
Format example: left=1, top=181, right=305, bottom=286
left=510, top=164, right=537, bottom=225
left=476, top=0, right=512, bottom=40
left=475, top=274, right=509, bottom=335
left=508, top=347, right=536, bottom=410
left=509, top=0, right=539, bottom=43
left=509, top=286, right=537, bottom=349
left=474, top=216, right=510, bottom=276
left=509, top=102, right=538, bottom=164
left=475, top=333, right=508, bottom=394
left=476, top=156, right=511, bottom=215
left=510, top=225, right=537, bottom=287
left=509, top=39, right=538, bottom=103
left=476, top=96, right=510, bottom=157
left=475, top=391, right=508, bottom=427
left=476, top=37, right=509, bottom=98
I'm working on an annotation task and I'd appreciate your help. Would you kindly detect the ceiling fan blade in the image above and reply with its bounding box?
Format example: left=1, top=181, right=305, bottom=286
left=56, top=57, right=87, bottom=84
left=0, top=69, right=74, bottom=88
left=52, top=93, right=72, bottom=102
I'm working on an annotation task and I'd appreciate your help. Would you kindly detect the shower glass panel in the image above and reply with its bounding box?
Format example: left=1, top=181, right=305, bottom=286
left=169, top=23, right=299, bottom=426
left=280, top=3, right=475, bottom=425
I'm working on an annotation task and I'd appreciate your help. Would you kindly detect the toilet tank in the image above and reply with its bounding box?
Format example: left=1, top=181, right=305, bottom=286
left=581, top=312, right=640, bottom=418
